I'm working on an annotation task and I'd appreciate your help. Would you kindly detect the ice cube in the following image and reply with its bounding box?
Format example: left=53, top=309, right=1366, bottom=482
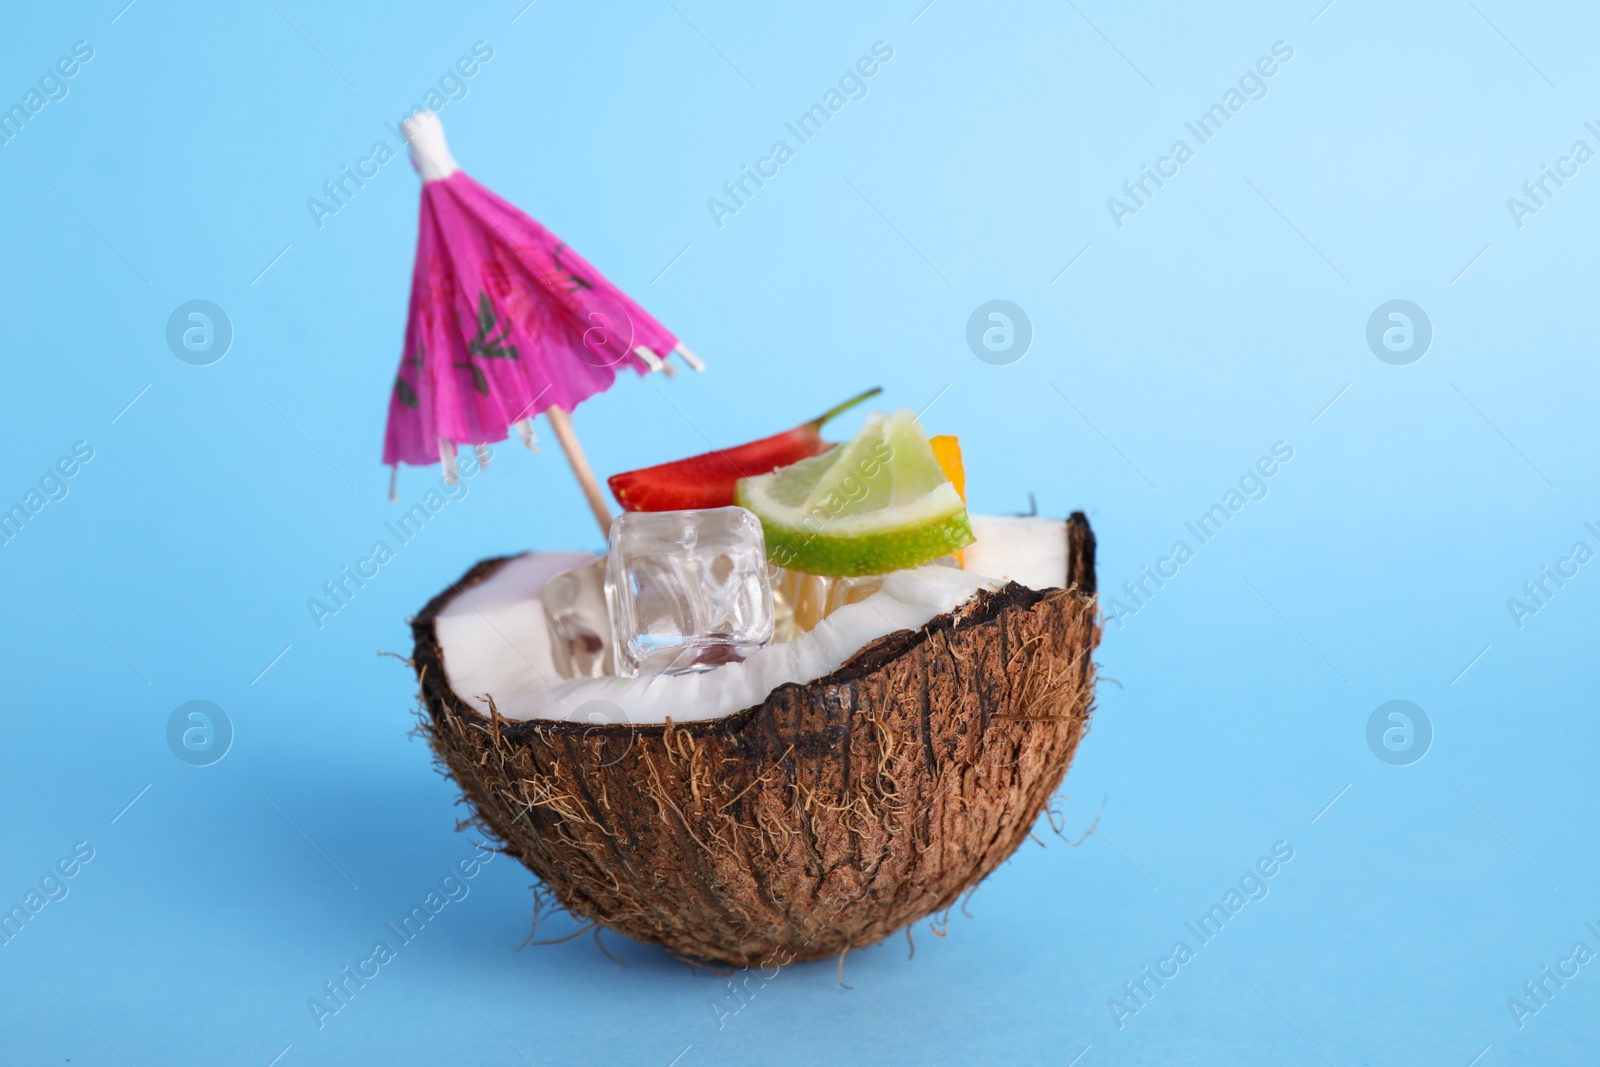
left=605, top=507, right=774, bottom=677
left=539, top=557, right=614, bottom=679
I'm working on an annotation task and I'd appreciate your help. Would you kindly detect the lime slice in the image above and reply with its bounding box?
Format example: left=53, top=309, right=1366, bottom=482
left=735, top=410, right=974, bottom=577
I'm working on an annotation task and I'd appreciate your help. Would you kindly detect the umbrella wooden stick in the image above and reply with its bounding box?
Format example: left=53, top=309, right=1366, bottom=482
left=545, top=405, right=612, bottom=537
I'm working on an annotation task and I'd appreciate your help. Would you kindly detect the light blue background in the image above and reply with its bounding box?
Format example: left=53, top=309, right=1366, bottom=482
left=2, top=1, right=1596, bottom=1064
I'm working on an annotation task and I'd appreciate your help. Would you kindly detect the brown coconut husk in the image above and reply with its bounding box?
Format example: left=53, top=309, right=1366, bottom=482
left=410, top=513, right=1099, bottom=968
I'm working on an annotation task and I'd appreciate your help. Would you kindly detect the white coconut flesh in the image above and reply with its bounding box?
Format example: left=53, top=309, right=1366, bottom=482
left=961, top=514, right=1069, bottom=592
left=433, top=514, right=1071, bottom=725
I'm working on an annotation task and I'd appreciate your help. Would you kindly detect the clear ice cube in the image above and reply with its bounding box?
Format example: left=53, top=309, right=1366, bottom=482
left=605, top=507, right=774, bottom=677
left=540, top=557, right=614, bottom=679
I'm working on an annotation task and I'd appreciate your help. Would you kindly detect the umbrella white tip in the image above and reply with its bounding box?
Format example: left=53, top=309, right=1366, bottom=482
left=516, top=418, right=540, bottom=452
left=633, top=346, right=667, bottom=374
left=403, top=110, right=461, bottom=182
left=674, top=342, right=706, bottom=372
left=439, top=438, right=460, bottom=485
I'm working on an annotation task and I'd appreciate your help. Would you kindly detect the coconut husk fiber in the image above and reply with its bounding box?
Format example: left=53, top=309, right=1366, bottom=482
left=410, top=513, right=1099, bottom=968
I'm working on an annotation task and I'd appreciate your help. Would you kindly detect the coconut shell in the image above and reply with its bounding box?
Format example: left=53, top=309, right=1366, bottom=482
left=410, top=513, right=1099, bottom=968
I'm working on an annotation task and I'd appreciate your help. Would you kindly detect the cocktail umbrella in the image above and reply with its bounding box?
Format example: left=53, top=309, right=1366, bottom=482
left=382, top=110, right=701, bottom=533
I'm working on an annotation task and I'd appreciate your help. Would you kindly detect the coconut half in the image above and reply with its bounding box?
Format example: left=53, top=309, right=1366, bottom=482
left=410, top=512, right=1099, bottom=967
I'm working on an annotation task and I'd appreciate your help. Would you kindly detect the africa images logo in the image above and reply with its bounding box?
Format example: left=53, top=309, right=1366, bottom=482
left=706, top=41, right=895, bottom=229
left=1106, top=41, right=1294, bottom=229
left=1107, top=842, right=1296, bottom=1029
left=1365, top=300, right=1432, bottom=366
left=0, top=40, right=94, bottom=148
left=966, top=300, right=1032, bottom=366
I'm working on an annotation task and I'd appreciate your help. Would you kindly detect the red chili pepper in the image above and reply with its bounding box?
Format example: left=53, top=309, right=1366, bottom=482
left=608, top=387, right=881, bottom=512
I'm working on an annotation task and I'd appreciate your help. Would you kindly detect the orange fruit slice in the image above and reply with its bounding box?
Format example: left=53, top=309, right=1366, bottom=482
left=930, top=435, right=965, bottom=502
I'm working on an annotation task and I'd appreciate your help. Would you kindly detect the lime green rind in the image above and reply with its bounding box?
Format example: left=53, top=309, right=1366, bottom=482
left=744, top=499, right=976, bottom=577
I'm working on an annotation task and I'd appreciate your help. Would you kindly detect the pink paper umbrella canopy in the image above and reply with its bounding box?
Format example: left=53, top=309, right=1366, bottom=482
left=383, top=111, right=702, bottom=486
